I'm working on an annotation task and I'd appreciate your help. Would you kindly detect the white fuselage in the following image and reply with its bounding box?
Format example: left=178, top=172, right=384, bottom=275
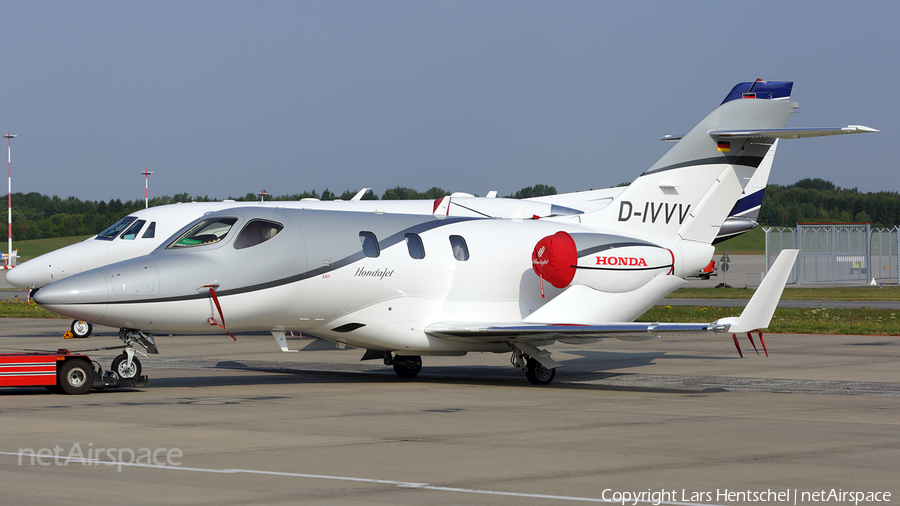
left=34, top=207, right=713, bottom=355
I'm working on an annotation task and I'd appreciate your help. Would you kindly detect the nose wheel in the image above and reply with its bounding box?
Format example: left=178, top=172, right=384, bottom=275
left=71, top=320, right=93, bottom=338
left=112, top=328, right=156, bottom=379
left=111, top=353, right=143, bottom=379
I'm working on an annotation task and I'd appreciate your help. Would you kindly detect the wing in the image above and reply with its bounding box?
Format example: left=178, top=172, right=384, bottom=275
left=425, top=321, right=721, bottom=344
left=425, top=250, right=799, bottom=345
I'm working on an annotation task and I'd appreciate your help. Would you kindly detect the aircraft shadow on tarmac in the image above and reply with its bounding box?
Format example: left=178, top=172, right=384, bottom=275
left=115, top=348, right=734, bottom=393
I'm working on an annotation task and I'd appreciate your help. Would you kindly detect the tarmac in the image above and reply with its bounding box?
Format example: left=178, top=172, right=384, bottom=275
left=1, top=318, right=898, bottom=505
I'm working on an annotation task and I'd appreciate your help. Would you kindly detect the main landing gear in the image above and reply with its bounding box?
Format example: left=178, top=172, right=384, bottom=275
left=113, top=328, right=159, bottom=379
left=386, top=354, right=423, bottom=379
left=509, top=343, right=561, bottom=386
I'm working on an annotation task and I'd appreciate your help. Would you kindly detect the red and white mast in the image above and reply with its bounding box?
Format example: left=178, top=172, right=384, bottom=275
left=140, top=169, right=153, bottom=208
left=4, top=132, right=15, bottom=267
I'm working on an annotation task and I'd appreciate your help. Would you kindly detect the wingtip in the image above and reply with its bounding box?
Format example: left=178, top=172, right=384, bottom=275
left=845, top=125, right=880, bottom=133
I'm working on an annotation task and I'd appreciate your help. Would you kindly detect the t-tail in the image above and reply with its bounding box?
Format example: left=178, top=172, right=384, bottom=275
left=587, top=79, right=878, bottom=246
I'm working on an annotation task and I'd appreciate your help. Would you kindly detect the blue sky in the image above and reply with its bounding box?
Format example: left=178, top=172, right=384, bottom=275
left=1, top=1, right=894, bottom=202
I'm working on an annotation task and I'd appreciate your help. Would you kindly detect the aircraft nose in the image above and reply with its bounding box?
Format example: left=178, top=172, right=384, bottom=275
left=33, top=270, right=110, bottom=322
left=4, top=242, right=85, bottom=288
left=4, top=263, right=31, bottom=288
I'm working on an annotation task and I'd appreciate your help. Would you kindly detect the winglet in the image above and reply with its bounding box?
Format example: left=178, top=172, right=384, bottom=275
left=432, top=196, right=451, bottom=216
left=724, top=249, right=798, bottom=333
left=351, top=188, right=372, bottom=201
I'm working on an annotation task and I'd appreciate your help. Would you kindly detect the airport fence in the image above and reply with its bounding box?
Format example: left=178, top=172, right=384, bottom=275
left=763, top=225, right=900, bottom=285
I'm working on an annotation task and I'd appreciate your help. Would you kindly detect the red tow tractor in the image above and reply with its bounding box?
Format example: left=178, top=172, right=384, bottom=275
left=0, top=349, right=148, bottom=394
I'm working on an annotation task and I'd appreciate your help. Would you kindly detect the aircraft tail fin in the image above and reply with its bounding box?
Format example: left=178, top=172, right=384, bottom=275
left=585, top=80, right=878, bottom=245
left=584, top=80, right=797, bottom=244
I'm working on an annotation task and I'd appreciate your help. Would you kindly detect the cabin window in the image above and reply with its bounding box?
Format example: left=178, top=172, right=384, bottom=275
left=120, top=220, right=146, bottom=240
left=142, top=221, right=156, bottom=239
left=167, top=217, right=238, bottom=248
left=96, top=216, right=136, bottom=240
left=449, top=235, right=469, bottom=261
left=234, top=220, right=284, bottom=250
left=405, top=233, right=425, bottom=259
left=359, top=232, right=380, bottom=258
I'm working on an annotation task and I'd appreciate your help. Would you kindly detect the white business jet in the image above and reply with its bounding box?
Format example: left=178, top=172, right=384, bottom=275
left=33, top=80, right=878, bottom=384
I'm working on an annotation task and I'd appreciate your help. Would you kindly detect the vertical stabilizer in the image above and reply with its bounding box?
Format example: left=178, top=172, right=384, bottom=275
left=585, top=82, right=795, bottom=245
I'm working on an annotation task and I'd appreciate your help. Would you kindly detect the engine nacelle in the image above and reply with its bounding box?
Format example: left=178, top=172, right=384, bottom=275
left=532, top=231, right=673, bottom=293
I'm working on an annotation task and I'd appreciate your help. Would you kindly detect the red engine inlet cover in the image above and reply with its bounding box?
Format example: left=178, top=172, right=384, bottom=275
left=532, top=231, right=577, bottom=289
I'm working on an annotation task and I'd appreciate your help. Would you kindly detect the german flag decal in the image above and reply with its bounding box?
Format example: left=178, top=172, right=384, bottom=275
left=717, top=141, right=731, bottom=152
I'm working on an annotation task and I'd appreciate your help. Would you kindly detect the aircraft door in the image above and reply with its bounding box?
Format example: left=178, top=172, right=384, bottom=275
left=294, top=217, right=347, bottom=323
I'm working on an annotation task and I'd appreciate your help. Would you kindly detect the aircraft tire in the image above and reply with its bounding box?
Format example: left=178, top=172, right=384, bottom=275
left=71, top=320, right=93, bottom=338
left=525, top=357, right=555, bottom=385
left=392, top=355, right=422, bottom=378
left=111, top=354, right=142, bottom=379
left=58, top=359, right=93, bottom=395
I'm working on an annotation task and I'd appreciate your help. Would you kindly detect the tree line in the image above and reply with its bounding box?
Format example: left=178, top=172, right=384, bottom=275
left=9, top=178, right=895, bottom=241
left=758, top=178, right=900, bottom=228
left=3, top=184, right=558, bottom=240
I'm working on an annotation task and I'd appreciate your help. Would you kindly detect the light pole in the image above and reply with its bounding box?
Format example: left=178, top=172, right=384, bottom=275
left=140, top=169, right=153, bottom=208
left=4, top=132, right=15, bottom=266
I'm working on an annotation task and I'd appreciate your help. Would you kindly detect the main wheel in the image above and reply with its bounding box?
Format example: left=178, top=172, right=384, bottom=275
left=525, top=357, right=555, bottom=385
left=392, top=355, right=422, bottom=378
left=111, top=354, right=142, bottom=379
left=71, top=320, right=93, bottom=338
left=58, top=359, right=93, bottom=395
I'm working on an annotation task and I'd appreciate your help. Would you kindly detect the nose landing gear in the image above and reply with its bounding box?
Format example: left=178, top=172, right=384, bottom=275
left=112, top=328, right=158, bottom=379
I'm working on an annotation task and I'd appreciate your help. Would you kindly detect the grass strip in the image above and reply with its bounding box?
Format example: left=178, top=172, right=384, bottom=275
left=639, top=305, right=900, bottom=336
left=667, top=286, right=900, bottom=301
left=0, top=301, right=68, bottom=319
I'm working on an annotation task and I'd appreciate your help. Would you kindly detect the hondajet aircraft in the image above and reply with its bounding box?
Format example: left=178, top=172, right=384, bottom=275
left=8, top=161, right=770, bottom=338
left=9, top=138, right=777, bottom=338
left=33, top=80, right=877, bottom=384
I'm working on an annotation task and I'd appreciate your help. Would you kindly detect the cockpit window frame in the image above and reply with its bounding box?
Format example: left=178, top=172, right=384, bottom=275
left=96, top=216, right=137, bottom=241
left=119, top=219, right=146, bottom=240
left=166, top=217, right=240, bottom=249
left=233, top=219, right=285, bottom=250
left=142, top=221, right=157, bottom=239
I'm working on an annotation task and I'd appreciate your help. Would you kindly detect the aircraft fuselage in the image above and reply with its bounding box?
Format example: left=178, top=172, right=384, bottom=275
left=34, top=207, right=712, bottom=354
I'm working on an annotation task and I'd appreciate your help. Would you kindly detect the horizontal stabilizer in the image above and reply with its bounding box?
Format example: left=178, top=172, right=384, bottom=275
left=710, top=125, right=879, bottom=140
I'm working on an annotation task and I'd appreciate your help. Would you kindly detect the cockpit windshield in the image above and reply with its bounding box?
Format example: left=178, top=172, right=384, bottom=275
left=96, top=217, right=137, bottom=241
left=167, top=217, right=238, bottom=249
